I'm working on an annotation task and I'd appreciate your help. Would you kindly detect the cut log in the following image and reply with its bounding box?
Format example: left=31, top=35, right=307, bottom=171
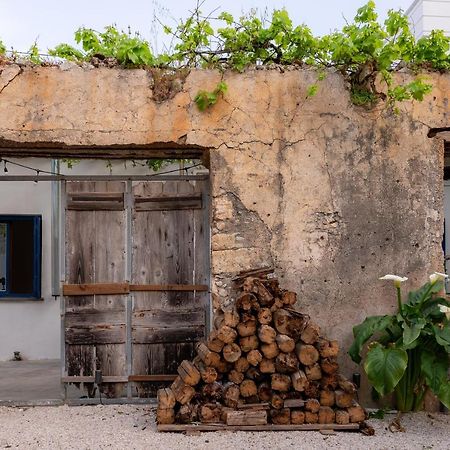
left=201, top=382, right=224, bottom=402
left=270, top=297, right=284, bottom=312
left=200, top=404, right=222, bottom=423
left=276, top=334, right=295, bottom=353
left=236, top=402, right=270, bottom=411
left=253, top=279, right=274, bottom=307
left=214, top=311, right=224, bottom=330
left=215, top=358, right=232, bottom=373
left=170, top=377, right=195, bottom=405
left=300, top=323, right=320, bottom=344
left=260, top=358, right=276, bottom=374
left=291, top=410, right=305, bottom=425
left=291, top=370, right=309, bottom=392
left=270, top=408, right=290, bottom=425
left=224, top=308, right=240, bottom=328
left=261, top=342, right=279, bottom=359
left=317, top=338, right=339, bottom=358
left=270, top=393, right=284, bottom=409
left=304, top=381, right=320, bottom=399
left=319, top=390, right=335, bottom=407
left=236, top=292, right=258, bottom=311
left=304, top=412, right=319, bottom=424
left=239, top=335, right=259, bottom=352
left=258, top=382, right=272, bottom=402
left=318, top=406, right=335, bottom=424
left=275, top=352, right=299, bottom=374
left=157, top=388, right=176, bottom=409
left=283, top=398, right=305, bottom=408
left=220, top=406, right=235, bottom=424
left=228, top=369, right=244, bottom=384
left=226, top=410, right=267, bottom=426
left=348, top=404, right=366, bottom=423
left=247, top=349, right=263, bottom=367
left=240, top=379, right=258, bottom=398
left=246, top=367, right=264, bottom=382
left=176, top=404, right=198, bottom=424
left=257, top=308, right=272, bottom=325
left=217, top=325, right=237, bottom=344
left=237, top=317, right=257, bottom=337
left=321, top=357, right=339, bottom=375
left=207, top=330, right=225, bottom=353
left=305, top=398, right=320, bottom=413
left=296, top=344, right=319, bottom=366
left=337, top=375, right=357, bottom=394
left=157, top=408, right=175, bottom=424
left=199, top=365, right=218, bottom=384
left=234, top=356, right=250, bottom=373
left=273, top=309, right=307, bottom=339
left=281, top=291, right=297, bottom=306
left=305, top=363, right=322, bottom=381
left=320, top=374, right=338, bottom=390
left=271, top=373, right=291, bottom=392
left=177, top=360, right=201, bottom=386
left=223, top=383, right=240, bottom=408
left=335, top=410, right=350, bottom=425
left=196, top=343, right=221, bottom=368
left=258, top=325, right=277, bottom=344
left=335, top=390, right=354, bottom=408
left=223, top=343, right=242, bottom=363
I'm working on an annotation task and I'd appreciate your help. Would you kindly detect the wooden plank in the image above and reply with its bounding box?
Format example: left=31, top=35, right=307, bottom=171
left=157, top=424, right=360, bottom=432
left=67, top=191, right=124, bottom=211
left=132, top=309, right=205, bottom=328
left=62, top=376, right=128, bottom=383
left=227, top=410, right=268, bottom=426
left=284, top=398, right=306, bottom=408
left=134, top=194, right=202, bottom=211
left=130, top=284, right=208, bottom=292
left=237, top=402, right=270, bottom=410
left=128, top=375, right=177, bottom=382
left=65, top=309, right=125, bottom=327
left=63, top=283, right=130, bottom=296
left=65, top=326, right=126, bottom=345
left=132, top=326, right=205, bottom=344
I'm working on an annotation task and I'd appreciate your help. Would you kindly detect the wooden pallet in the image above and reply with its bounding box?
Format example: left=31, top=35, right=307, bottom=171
left=157, top=423, right=360, bottom=433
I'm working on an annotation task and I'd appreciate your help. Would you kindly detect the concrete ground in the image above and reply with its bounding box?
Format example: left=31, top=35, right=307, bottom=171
left=0, top=360, right=63, bottom=401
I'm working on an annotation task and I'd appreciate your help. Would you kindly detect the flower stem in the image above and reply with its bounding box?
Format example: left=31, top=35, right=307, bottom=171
left=396, top=286, right=403, bottom=315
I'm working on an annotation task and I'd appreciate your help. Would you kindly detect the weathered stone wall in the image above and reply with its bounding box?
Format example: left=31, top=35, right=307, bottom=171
left=0, top=63, right=448, bottom=398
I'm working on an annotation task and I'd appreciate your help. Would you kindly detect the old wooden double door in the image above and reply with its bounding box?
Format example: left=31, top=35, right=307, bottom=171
left=63, top=178, right=209, bottom=397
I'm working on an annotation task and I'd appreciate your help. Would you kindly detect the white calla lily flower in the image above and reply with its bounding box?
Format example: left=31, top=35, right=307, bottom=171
left=379, top=274, right=408, bottom=288
left=429, top=272, right=448, bottom=284
left=438, top=304, right=450, bottom=321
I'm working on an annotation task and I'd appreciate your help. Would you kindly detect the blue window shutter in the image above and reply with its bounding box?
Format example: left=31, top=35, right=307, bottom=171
left=32, top=215, right=42, bottom=299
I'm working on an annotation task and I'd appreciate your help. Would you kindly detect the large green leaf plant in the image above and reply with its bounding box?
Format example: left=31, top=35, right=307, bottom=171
left=349, top=273, right=450, bottom=412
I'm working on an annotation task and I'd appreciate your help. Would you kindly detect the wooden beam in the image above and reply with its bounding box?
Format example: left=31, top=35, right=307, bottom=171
left=63, top=283, right=208, bottom=295
left=129, top=284, right=208, bottom=292
left=62, top=374, right=177, bottom=383
left=157, top=423, right=360, bottom=432
left=128, top=375, right=177, bottom=382
left=62, top=376, right=128, bottom=383
left=63, top=283, right=130, bottom=296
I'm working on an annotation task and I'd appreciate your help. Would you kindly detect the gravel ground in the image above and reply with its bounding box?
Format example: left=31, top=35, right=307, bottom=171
left=0, top=405, right=448, bottom=450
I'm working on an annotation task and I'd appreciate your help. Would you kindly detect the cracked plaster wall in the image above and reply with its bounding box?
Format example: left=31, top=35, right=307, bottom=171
left=0, top=63, right=448, bottom=396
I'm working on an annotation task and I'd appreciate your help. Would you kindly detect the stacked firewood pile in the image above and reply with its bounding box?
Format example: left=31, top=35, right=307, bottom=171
left=157, top=270, right=366, bottom=427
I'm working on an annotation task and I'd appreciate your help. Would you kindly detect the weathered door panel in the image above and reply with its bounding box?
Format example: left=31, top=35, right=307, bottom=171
left=64, top=181, right=127, bottom=397
left=131, top=180, right=208, bottom=396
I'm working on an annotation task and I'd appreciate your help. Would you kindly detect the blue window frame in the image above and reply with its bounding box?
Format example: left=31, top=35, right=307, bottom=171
left=0, top=215, right=42, bottom=299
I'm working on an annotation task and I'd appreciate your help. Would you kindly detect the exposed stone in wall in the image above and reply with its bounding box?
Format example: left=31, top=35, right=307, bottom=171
left=0, top=63, right=448, bottom=403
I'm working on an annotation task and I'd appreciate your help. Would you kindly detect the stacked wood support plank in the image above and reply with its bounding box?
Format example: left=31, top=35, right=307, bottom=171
left=157, top=269, right=367, bottom=430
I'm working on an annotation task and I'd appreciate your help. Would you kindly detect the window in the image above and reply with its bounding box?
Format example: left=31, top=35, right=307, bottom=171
left=0, top=215, right=42, bottom=299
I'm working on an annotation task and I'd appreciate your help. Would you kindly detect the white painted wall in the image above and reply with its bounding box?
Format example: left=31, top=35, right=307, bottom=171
left=407, top=0, right=450, bottom=37
left=0, top=158, right=193, bottom=361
